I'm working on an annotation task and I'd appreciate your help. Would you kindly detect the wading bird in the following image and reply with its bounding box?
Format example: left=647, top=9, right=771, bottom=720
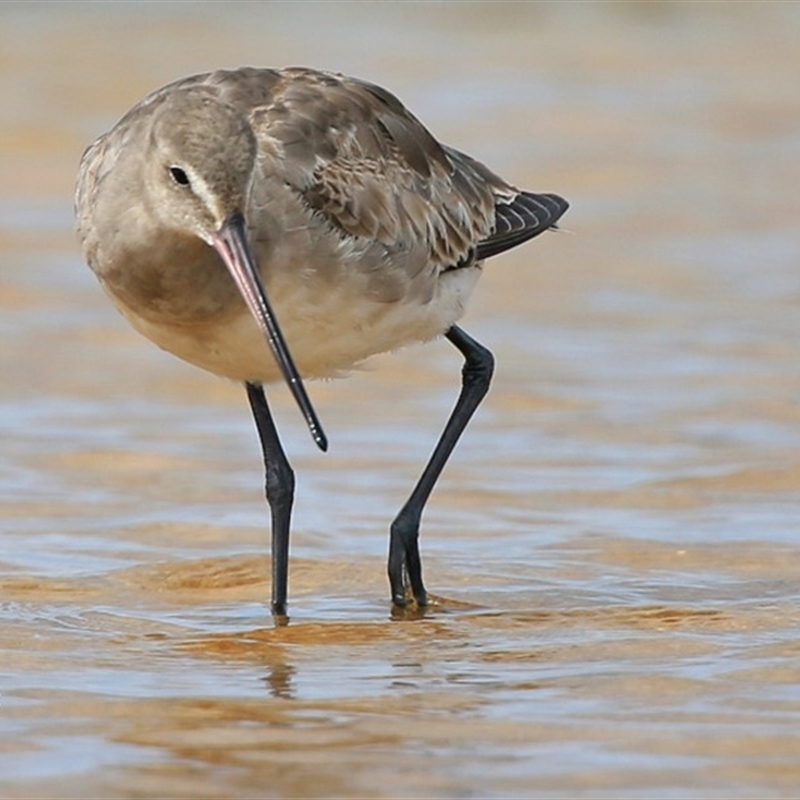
left=75, top=67, right=568, bottom=617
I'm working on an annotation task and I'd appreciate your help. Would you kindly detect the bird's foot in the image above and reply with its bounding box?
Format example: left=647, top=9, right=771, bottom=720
left=389, top=562, right=428, bottom=617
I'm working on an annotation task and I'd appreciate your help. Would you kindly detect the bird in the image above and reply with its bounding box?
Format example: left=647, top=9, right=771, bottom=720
left=75, top=66, right=569, bottom=618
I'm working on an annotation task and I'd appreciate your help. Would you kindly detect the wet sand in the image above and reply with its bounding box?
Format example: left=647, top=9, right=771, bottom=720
left=2, top=3, right=800, bottom=797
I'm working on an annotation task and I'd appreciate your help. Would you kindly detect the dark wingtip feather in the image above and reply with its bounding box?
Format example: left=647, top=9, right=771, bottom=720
left=476, top=192, right=569, bottom=261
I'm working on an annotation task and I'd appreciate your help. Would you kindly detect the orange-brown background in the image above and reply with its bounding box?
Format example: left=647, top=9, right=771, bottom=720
left=1, top=2, right=799, bottom=797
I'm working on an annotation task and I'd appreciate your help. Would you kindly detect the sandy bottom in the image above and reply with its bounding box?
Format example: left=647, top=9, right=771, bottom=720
left=2, top=3, right=800, bottom=798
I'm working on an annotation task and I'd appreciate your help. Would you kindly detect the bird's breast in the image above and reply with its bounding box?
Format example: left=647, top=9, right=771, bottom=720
left=98, top=234, right=240, bottom=326
left=97, top=216, right=482, bottom=384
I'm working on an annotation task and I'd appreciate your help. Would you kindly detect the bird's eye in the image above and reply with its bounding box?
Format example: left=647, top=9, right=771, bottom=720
left=169, top=166, right=190, bottom=187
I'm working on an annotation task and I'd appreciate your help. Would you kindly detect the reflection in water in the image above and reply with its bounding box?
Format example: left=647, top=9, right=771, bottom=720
left=262, top=660, right=295, bottom=700
left=3, top=2, right=800, bottom=798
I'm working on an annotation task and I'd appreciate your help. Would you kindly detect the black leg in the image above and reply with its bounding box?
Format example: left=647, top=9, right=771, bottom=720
left=245, top=382, right=295, bottom=617
left=388, top=325, right=495, bottom=607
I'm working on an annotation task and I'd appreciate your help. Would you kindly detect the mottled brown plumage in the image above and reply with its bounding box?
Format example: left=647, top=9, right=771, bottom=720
left=75, top=66, right=568, bottom=615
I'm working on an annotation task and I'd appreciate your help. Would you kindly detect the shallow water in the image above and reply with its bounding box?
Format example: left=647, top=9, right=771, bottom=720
left=2, top=2, right=800, bottom=797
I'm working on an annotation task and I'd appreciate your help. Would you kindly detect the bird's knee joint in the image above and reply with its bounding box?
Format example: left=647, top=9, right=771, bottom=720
left=463, top=346, right=494, bottom=388
left=265, top=464, right=295, bottom=506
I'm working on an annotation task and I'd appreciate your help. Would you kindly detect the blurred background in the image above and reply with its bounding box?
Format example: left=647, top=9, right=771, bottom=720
left=2, top=2, right=800, bottom=798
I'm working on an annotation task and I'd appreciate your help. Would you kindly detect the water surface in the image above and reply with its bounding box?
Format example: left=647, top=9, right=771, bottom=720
left=2, top=3, right=800, bottom=797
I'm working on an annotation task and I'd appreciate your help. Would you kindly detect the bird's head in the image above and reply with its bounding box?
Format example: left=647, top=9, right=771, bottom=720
left=148, top=90, right=257, bottom=242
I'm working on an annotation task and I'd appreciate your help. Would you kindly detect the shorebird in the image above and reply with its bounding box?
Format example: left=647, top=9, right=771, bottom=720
left=75, top=67, right=568, bottom=617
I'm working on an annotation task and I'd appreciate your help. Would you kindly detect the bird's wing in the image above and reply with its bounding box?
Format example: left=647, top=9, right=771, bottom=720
left=476, top=191, right=569, bottom=261
left=218, top=68, right=497, bottom=271
left=210, top=67, right=568, bottom=269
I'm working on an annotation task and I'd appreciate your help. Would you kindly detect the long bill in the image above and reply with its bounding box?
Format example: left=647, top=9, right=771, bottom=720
left=212, top=212, right=328, bottom=452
